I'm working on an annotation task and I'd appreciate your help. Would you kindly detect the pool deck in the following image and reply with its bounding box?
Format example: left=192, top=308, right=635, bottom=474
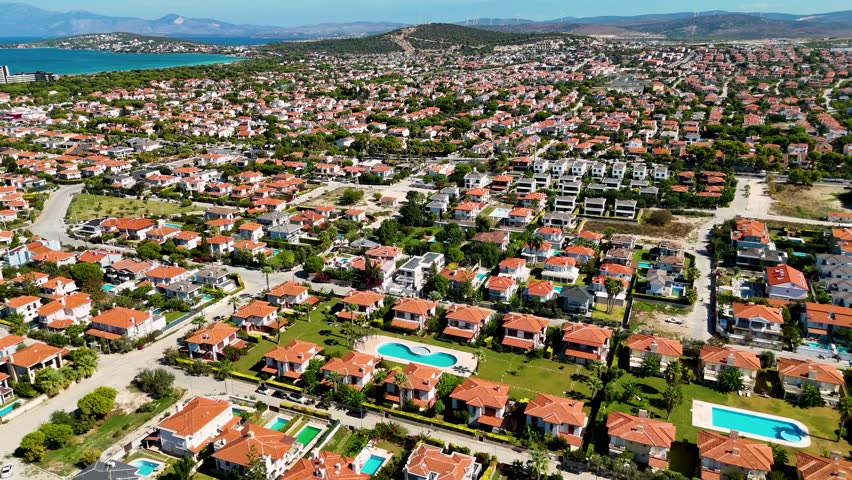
left=692, top=400, right=811, bottom=448
left=357, top=334, right=477, bottom=377
left=353, top=446, right=392, bottom=475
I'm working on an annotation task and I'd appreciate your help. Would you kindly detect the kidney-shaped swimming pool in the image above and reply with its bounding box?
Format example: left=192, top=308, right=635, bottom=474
left=377, top=342, right=458, bottom=368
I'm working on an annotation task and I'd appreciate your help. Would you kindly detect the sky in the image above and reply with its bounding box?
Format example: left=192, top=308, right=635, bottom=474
left=19, top=0, right=852, bottom=26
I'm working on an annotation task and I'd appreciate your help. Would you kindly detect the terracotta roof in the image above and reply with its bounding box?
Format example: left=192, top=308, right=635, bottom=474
left=280, top=451, right=367, bottom=480
left=265, top=340, right=321, bottom=364
left=562, top=322, right=613, bottom=347
left=92, top=307, right=150, bottom=330
left=499, top=257, right=526, bottom=269
left=766, top=265, right=808, bottom=289
left=211, top=424, right=295, bottom=466
left=233, top=300, right=277, bottom=319
left=107, top=258, right=152, bottom=273
left=804, top=303, right=852, bottom=328
left=502, top=313, right=549, bottom=332
left=393, top=297, right=436, bottom=316
left=487, top=276, right=515, bottom=291
left=322, top=351, right=377, bottom=378
left=0, top=334, right=25, bottom=351
left=158, top=396, right=232, bottom=438
left=268, top=281, right=308, bottom=298
left=7, top=342, right=66, bottom=367
left=525, top=393, right=587, bottom=427
left=449, top=377, right=509, bottom=409
left=403, top=443, right=476, bottom=480
left=607, top=411, right=675, bottom=448
left=626, top=334, right=683, bottom=357
left=797, top=452, right=852, bottom=480
left=445, top=304, right=494, bottom=324
left=185, top=322, right=238, bottom=346
left=732, top=302, right=783, bottom=324
left=341, top=290, right=384, bottom=307
left=525, top=280, right=555, bottom=297
left=146, top=265, right=188, bottom=280
left=699, top=345, right=760, bottom=370
left=385, top=363, right=442, bottom=392
left=777, top=358, right=844, bottom=385
left=5, top=295, right=40, bottom=309
left=697, top=430, right=772, bottom=472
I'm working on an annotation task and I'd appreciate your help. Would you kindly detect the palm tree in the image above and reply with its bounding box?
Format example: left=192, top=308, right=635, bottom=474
left=604, top=278, right=624, bottom=315
left=587, top=376, right=604, bottom=400
left=473, top=350, right=485, bottom=375
left=262, top=266, right=272, bottom=291
left=528, top=448, right=549, bottom=480
left=664, top=361, right=683, bottom=386
left=394, top=372, right=410, bottom=409
left=837, top=396, right=852, bottom=441
left=326, top=371, right=343, bottom=395
left=229, top=296, right=240, bottom=313
left=216, top=359, right=234, bottom=381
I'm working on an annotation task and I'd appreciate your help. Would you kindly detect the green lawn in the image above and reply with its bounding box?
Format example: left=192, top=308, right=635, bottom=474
left=323, top=428, right=356, bottom=454
left=591, top=303, right=625, bottom=324
left=234, top=339, right=279, bottom=374
left=631, top=301, right=691, bottom=316
left=41, top=392, right=183, bottom=476
left=163, top=310, right=186, bottom=323
left=67, top=194, right=200, bottom=221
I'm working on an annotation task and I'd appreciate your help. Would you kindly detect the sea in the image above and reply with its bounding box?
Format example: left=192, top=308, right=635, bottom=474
left=0, top=47, right=242, bottom=76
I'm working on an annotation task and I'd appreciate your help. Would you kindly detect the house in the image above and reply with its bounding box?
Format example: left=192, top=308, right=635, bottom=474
left=38, top=292, right=93, bottom=329
left=231, top=301, right=280, bottom=333
left=471, top=231, right=510, bottom=252
left=498, top=257, right=529, bottom=281
left=561, top=323, right=613, bottom=365
left=697, top=430, right=772, bottom=480
left=584, top=197, right=607, bottom=216
left=385, top=363, right=443, bottom=410
left=184, top=322, right=244, bottom=361
left=563, top=245, right=596, bottom=265
left=726, top=302, right=783, bottom=344
left=699, top=345, right=760, bottom=390
left=195, top=267, right=233, bottom=290
left=797, top=452, right=852, bottom=480
left=607, top=410, right=676, bottom=471
left=3, top=341, right=66, bottom=382
left=281, top=451, right=367, bottom=480
left=559, top=286, right=595, bottom=316
left=652, top=240, right=684, bottom=259
left=521, top=241, right=553, bottom=264
left=211, top=424, right=296, bottom=479
left=626, top=334, right=682, bottom=374
left=266, top=281, right=310, bottom=308
left=449, top=378, right=510, bottom=430
left=393, top=253, right=445, bottom=296
left=146, top=265, right=191, bottom=288
left=443, top=304, right=494, bottom=343
left=614, top=200, right=637, bottom=219
left=4, top=295, right=42, bottom=323
left=645, top=269, right=674, bottom=297
left=604, top=248, right=633, bottom=266
left=338, top=290, right=385, bottom=321
left=402, top=443, right=478, bottom=480
left=507, top=208, right=533, bottom=228
left=157, top=396, right=237, bottom=457
left=501, top=313, right=549, bottom=350
left=523, top=280, right=557, bottom=303
left=777, top=358, right=844, bottom=406
left=391, top=297, right=437, bottom=332
left=75, top=461, right=141, bottom=480
left=765, top=264, right=809, bottom=300
left=731, top=218, right=771, bottom=249
left=322, top=351, right=378, bottom=391
left=542, top=256, right=579, bottom=283
left=543, top=212, right=576, bottom=229
left=524, top=393, right=587, bottom=449
left=105, top=258, right=153, bottom=283
left=263, top=340, right=323, bottom=381
left=87, top=307, right=165, bottom=341
left=486, top=276, right=517, bottom=302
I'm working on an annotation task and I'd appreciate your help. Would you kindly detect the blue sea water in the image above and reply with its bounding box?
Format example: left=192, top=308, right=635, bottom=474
left=0, top=48, right=241, bottom=76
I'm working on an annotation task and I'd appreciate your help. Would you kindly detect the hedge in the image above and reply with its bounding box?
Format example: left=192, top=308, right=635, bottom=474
left=480, top=461, right=499, bottom=480
left=280, top=402, right=331, bottom=420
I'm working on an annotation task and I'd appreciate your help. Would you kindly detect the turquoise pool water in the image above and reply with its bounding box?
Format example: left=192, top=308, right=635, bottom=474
left=671, top=285, right=685, bottom=297
left=711, top=406, right=805, bottom=442
left=377, top=342, right=458, bottom=368
left=130, top=459, right=161, bottom=477
left=804, top=341, right=831, bottom=350
left=553, top=286, right=563, bottom=294
left=296, top=425, right=322, bottom=445
left=361, top=455, right=387, bottom=475
left=101, top=284, right=116, bottom=292
left=232, top=407, right=246, bottom=416
left=792, top=252, right=810, bottom=257
left=637, top=261, right=654, bottom=269
left=201, top=294, right=214, bottom=302
left=0, top=400, right=20, bottom=417
left=165, top=223, right=182, bottom=229
left=475, top=273, right=488, bottom=283
left=266, top=416, right=289, bottom=431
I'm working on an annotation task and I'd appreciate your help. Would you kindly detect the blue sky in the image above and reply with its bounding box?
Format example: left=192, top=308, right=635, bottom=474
left=24, top=0, right=852, bottom=26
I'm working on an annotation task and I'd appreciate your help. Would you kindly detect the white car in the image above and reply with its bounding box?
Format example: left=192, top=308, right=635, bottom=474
left=667, top=316, right=683, bottom=325
left=1, top=463, right=12, bottom=479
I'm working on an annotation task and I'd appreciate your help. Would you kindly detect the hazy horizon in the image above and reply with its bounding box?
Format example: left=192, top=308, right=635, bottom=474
left=11, top=0, right=852, bottom=27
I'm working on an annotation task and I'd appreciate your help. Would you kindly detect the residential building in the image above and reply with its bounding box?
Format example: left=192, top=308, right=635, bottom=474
left=392, top=252, right=445, bottom=296
left=157, top=396, right=236, bottom=457
left=607, top=410, right=676, bottom=471
left=402, top=443, right=478, bottom=480
left=724, top=302, right=783, bottom=344
left=797, top=452, right=852, bottom=480
left=263, top=340, right=322, bottom=380
left=501, top=313, right=549, bottom=350
left=449, top=378, right=510, bottom=430
left=391, top=297, right=437, bottom=332
left=75, top=461, right=141, bottom=480
left=697, top=430, right=772, bottom=480
left=281, top=451, right=367, bottom=480
left=212, top=424, right=296, bottom=479
left=231, top=301, right=280, bottom=333
left=523, top=280, right=557, bottom=303
left=645, top=269, right=674, bottom=297
left=4, top=341, right=66, bottom=382
left=559, top=286, right=594, bottom=317
left=542, top=257, right=580, bottom=283
left=524, top=393, right=587, bottom=449
left=765, top=264, right=809, bottom=300
left=561, top=323, right=613, bottom=364
left=777, top=357, right=844, bottom=406
left=87, top=307, right=165, bottom=341
left=442, top=304, right=494, bottom=343
left=498, top=257, right=529, bottom=281
left=584, top=197, right=607, bottom=216
left=338, top=290, right=385, bottom=321
left=4, top=295, right=41, bottom=323
left=486, top=275, right=517, bottom=303
left=385, top=363, right=443, bottom=410
left=699, top=345, right=760, bottom=390
left=802, top=303, right=852, bottom=343
left=614, top=200, right=637, bottom=218
left=322, top=351, right=378, bottom=390
left=266, top=281, right=310, bottom=307
left=626, top=334, right=682, bottom=374
left=184, top=322, right=243, bottom=361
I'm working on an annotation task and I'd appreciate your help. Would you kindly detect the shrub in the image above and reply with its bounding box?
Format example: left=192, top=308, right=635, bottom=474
left=645, top=209, right=674, bottom=226
left=79, top=449, right=102, bottom=467
left=39, top=423, right=74, bottom=449
left=78, top=387, right=117, bottom=417
left=136, top=368, right=175, bottom=399
left=73, top=415, right=96, bottom=435
left=19, top=431, right=46, bottom=463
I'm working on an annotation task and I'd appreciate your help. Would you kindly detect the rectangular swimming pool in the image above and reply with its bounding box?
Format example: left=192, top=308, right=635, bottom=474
left=361, top=455, right=387, bottom=475
left=266, top=416, right=289, bottom=431
left=0, top=400, right=20, bottom=417
left=295, top=425, right=322, bottom=445
left=711, top=406, right=806, bottom=443
left=130, top=459, right=161, bottom=477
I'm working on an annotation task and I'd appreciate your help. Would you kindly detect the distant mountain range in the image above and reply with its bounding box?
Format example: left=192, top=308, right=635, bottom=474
left=2, top=2, right=852, bottom=41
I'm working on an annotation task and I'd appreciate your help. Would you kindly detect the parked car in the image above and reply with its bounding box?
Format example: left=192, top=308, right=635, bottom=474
left=288, top=392, right=310, bottom=405
left=256, top=383, right=271, bottom=395
left=1, top=464, right=12, bottom=479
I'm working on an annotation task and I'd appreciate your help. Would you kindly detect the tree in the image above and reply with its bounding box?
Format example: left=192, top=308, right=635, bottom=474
left=70, top=263, right=104, bottom=293
left=836, top=396, right=852, bottom=441
left=304, top=256, right=325, bottom=274
left=163, top=455, right=196, bottom=480
left=640, top=355, right=661, bottom=377
left=137, top=242, right=163, bottom=261
left=620, top=381, right=640, bottom=403
left=39, top=423, right=74, bottom=449
left=376, top=219, right=400, bottom=245
left=718, top=368, right=744, bottom=393
left=529, top=448, right=549, bottom=480
left=19, top=431, right=46, bottom=463
left=77, top=387, right=117, bottom=417
left=243, top=445, right=268, bottom=480
left=261, top=266, right=272, bottom=291
left=800, top=384, right=826, bottom=408
left=758, top=350, right=775, bottom=369
left=604, top=278, right=624, bottom=314
left=79, top=449, right=102, bottom=467
left=68, top=348, right=99, bottom=377
left=664, top=361, right=683, bottom=386
left=663, top=385, right=682, bottom=418
left=645, top=209, right=673, bottom=227
left=35, top=368, right=66, bottom=396
left=587, top=376, right=604, bottom=400
left=326, top=371, right=343, bottom=394
left=136, top=368, right=175, bottom=399
left=7, top=312, right=27, bottom=336
left=473, top=350, right=485, bottom=374
left=216, top=359, right=234, bottom=381
left=340, top=188, right=364, bottom=205
left=394, top=372, right=410, bottom=410
left=770, top=443, right=788, bottom=468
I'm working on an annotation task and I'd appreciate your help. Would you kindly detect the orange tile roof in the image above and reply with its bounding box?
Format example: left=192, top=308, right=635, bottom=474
left=777, top=358, right=844, bottom=385
left=487, top=276, right=515, bottom=291
left=92, top=307, right=150, bottom=329
left=765, top=264, right=808, bottom=290
left=445, top=304, right=494, bottom=324
left=697, top=430, right=772, bottom=472
left=525, top=393, right=587, bottom=427
left=393, top=297, right=436, bottom=316
left=322, top=351, right=377, bottom=378
left=146, top=265, right=188, bottom=280
left=280, top=451, right=367, bottom=480
left=502, top=313, right=548, bottom=332
left=211, top=424, right=295, bottom=466
left=0, top=334, right=25, bottom=351
left=607, top=411, right=675, bottom=448
left=797, top=452, right=852, bottom=480
left=562, top=322, right=613, bottom=347
left=804, top=302, right=852, bottom=328
left=732, top=302, right=783, bottom=324
left=184, top=322, right=238, bottom=346
left=403, top=443, right=475, bottom=480
left=449, top=377, right=509, bottom=409
left=626, top=334, right=683, bottom=357
left=385, top=362, right=442, bottom=391
left=7, top=342, right=65, bottom=368
left=233, top=300, right=277, bottom=319
left=699, top=345, right=760, bottom=370
left=5, top=295, right=40, bottom=309
left=158, top=396, right=232, bottom=438
left=268, top=281, right=308, bottom=298
left=264, top=340, right=321, bottom=364
left=341, top=290, right=384, bottom=307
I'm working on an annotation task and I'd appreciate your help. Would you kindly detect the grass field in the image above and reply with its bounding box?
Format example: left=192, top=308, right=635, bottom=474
left=67, top=194, right=199, bottom=221
left=770, top=185, right=852, bottom=220
left=41, top=391, right=182, bottom=475
left=242, top=302, right=595, bottom=403
left=585, top=215, right=701, bottom=241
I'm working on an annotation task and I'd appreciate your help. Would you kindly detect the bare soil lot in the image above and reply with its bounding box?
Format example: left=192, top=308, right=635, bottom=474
left=769, top=184, right=852, bottom=220
left=584, top=215, right=704, bottom=243
left=630, top=300, right=693, bottom=337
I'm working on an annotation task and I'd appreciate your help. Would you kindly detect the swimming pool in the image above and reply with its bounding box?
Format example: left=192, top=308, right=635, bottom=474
left=792, top=252, right=811, bottom=258
left=266, top=416, right=289, bottom=431
left=361, top=455, right=387, bottom=475
left=295, top=425, right=322, bottom=445
left=711, top=405, right=807, bottom=443
left=101, top=284, right=116, bottom=292
left=553, top=286, right=563, bottom=295
left=164, top=223, right=182, bottom=229
left=232, top=407, right=246, bottom=416
left=377, top=342, right=458, bottom=368
left=201, top=294, right=214, bottom=303
left=804, top=341, right=831, bottom=350
left=637, top=261, right=654, bottom=269
left=475, top=273, right=488, bottom=283
left=0, top=400, right=20, bottom=417
left=671, top=285, right=685, bottom=297
left=130, top=459, right=162, bottom=477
